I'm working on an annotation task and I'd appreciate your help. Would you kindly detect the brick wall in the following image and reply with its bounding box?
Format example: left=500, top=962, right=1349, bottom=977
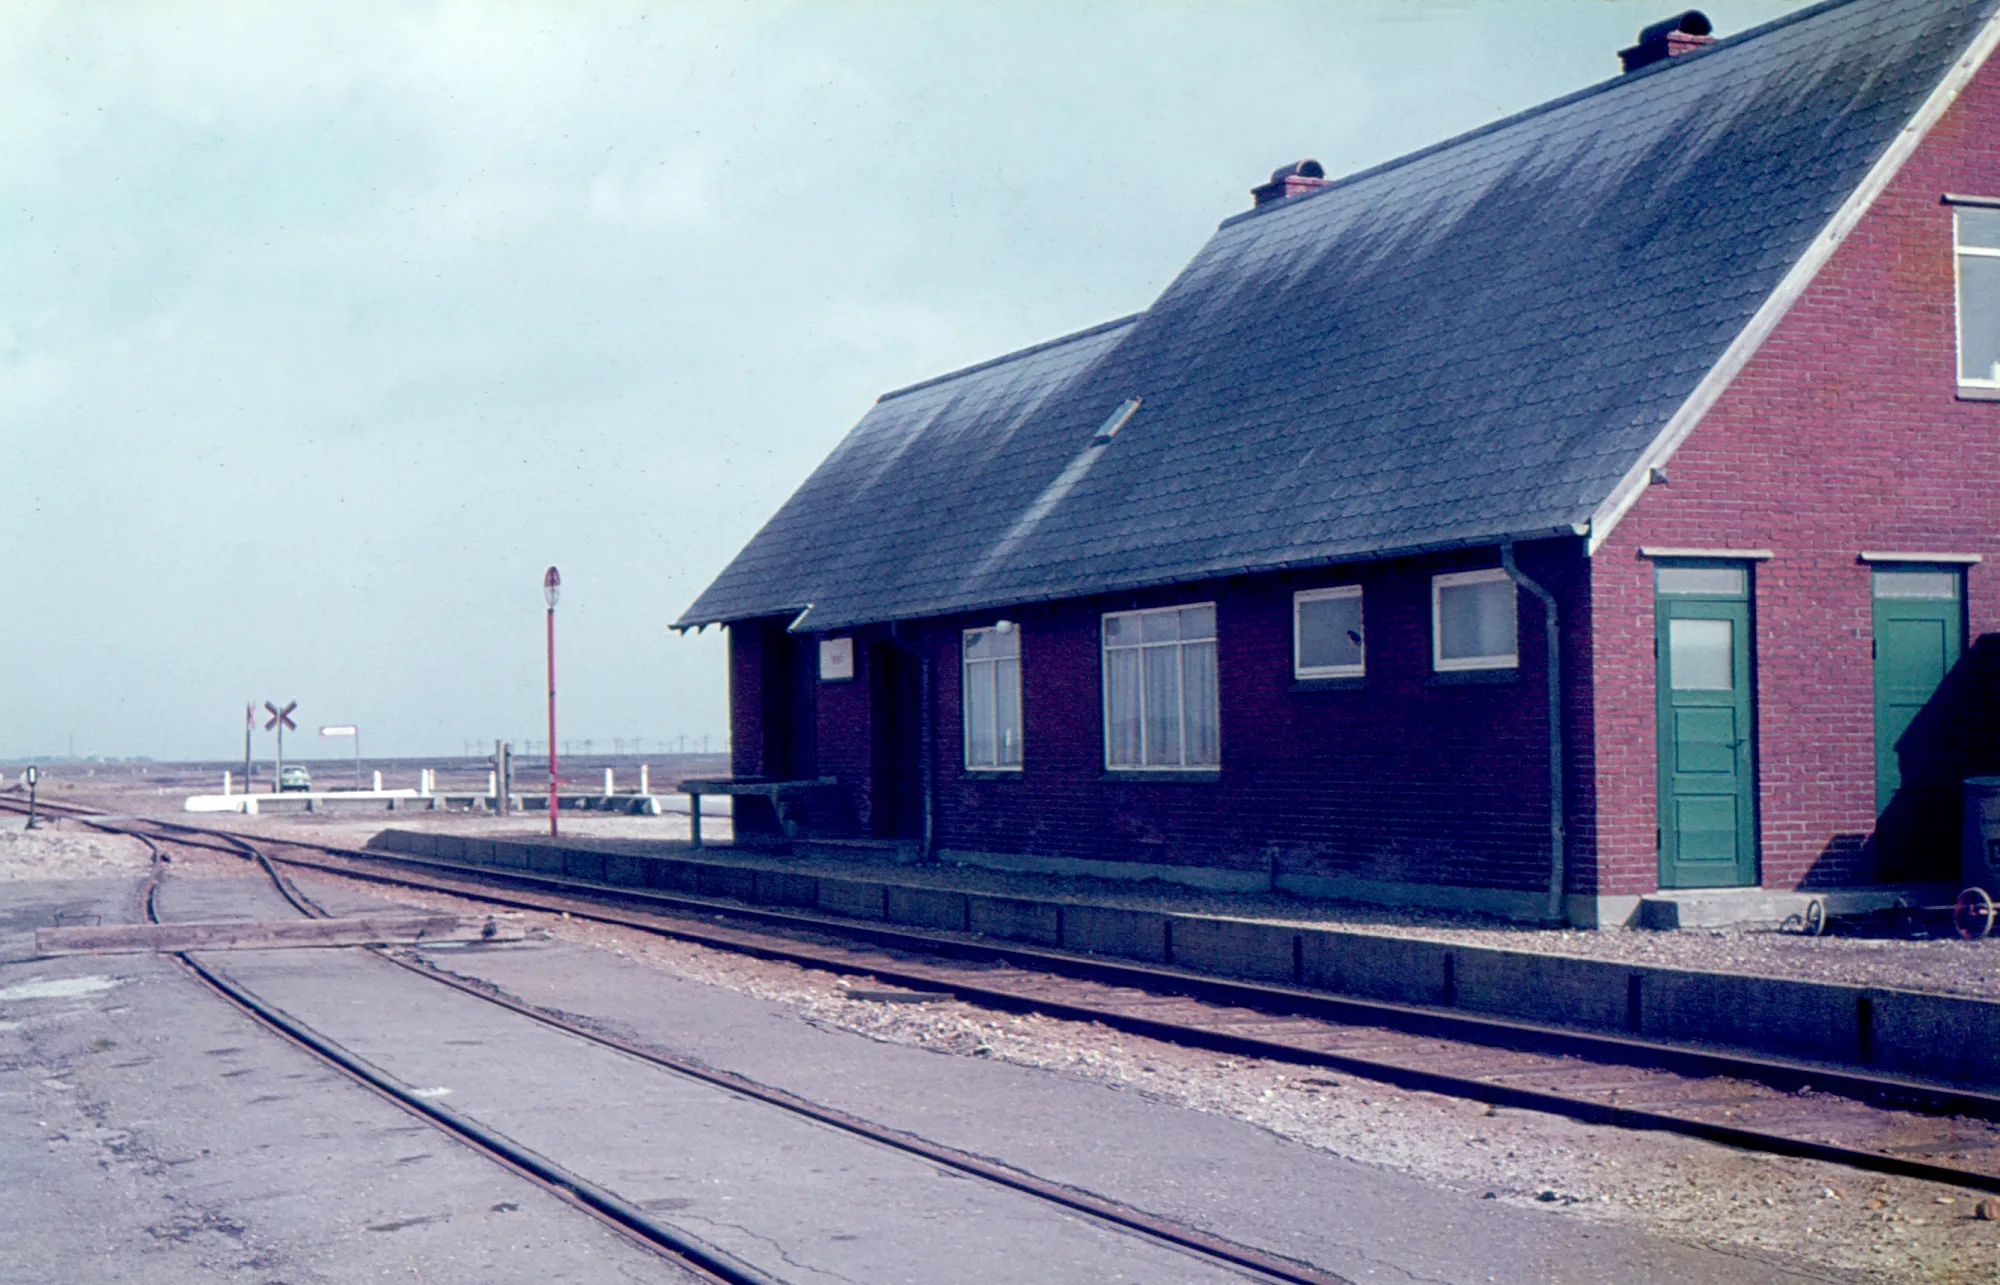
left=815, top=648, right=872, bottom=834
left=760, top=539, right=1591, bottom=894
left=1591, top=60, right=2000, bottom=893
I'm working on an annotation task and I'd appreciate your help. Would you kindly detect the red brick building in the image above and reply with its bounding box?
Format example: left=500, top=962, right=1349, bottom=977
left=681, top=1, right=2000, bottom=926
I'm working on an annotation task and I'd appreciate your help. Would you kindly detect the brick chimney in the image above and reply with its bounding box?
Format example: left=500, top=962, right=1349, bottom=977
left=1619, top=11, right=1715, bottom=74
left=1251, top=160, right=1328, bottom=208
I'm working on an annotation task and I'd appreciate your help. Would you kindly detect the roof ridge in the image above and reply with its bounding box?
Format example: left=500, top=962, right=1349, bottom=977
left=1219, top=0, right=1869, bottom=231
left=875, top=313, right=1142, bottom=403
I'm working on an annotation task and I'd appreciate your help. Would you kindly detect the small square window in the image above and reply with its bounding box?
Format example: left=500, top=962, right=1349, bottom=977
left=1956, top=206, right=2000, bottom=388
left=1432, top=569, right=1517, bottom=671
left=1294, top=586, right=1363, bottom=678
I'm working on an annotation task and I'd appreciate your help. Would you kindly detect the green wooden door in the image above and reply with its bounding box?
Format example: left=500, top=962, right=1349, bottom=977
left=1873, top=569, right=1963, bottom=861
left=1656, top=564, right=1757, bottom=889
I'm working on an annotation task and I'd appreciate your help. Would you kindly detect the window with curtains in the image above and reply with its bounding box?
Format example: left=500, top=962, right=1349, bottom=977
left=962, top=625, right=1022, bottom=770
left=1102, top=604, right=1219, bottom=769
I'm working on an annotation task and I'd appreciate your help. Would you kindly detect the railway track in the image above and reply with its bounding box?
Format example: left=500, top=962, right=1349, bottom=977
left=11, top=796, right=1356, bottom=1285
left=14, top=796, right=2000, bottom=1205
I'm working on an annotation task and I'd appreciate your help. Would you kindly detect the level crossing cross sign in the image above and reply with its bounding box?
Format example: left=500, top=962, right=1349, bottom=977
left=264, top=701, right=298, bottom=794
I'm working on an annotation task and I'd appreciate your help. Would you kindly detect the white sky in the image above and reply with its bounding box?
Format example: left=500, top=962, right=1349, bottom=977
left=0, top=0, right=1804, bottom=761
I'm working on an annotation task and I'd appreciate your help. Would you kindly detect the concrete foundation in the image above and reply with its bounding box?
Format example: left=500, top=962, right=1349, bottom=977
left=361, top=830, right=2000, bottom=1091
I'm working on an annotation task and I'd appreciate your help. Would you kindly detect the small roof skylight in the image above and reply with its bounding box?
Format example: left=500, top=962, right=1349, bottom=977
left=1092, top=398, right=1142, bottom=444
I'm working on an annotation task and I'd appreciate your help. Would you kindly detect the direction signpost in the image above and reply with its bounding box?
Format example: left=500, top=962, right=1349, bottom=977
left=243, top=702, right=254, bottom=795
left=264, top=701, right=297, bottom=792
left=320, top=725, right=360, bottom=789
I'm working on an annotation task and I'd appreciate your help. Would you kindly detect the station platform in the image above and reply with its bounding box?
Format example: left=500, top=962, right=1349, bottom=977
left=359, top=827, right=2000, bottom=1093
left=185, top=789, right=684, bottom=816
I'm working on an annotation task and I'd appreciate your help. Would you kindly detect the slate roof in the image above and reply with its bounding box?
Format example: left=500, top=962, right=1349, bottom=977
left=681, top=0, right=1999, bottom=632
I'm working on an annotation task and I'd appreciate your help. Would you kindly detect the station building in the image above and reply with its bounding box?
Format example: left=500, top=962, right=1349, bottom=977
left=678, top=0, right=2000, bottom=927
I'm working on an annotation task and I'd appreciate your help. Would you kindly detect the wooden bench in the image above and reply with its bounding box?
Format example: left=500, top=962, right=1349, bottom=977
left=677, top=778, right=837, bottom=848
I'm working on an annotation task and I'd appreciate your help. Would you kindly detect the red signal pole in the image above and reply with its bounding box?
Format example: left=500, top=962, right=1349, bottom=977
left=544, top=566, right=561, bottom=837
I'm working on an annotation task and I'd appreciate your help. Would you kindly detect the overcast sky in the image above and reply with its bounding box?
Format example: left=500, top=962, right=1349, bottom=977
left=1, top=0, right=1805, bottom=763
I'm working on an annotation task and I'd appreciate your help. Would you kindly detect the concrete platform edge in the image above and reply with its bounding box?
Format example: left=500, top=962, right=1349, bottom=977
left=361, top=829, right=2000, bottom=1089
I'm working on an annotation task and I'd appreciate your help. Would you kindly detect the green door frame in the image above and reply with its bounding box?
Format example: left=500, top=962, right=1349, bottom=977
left=1655, top=561, right=1758, bottom=890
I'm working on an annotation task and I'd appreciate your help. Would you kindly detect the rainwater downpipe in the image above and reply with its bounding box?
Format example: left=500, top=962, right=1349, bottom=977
left=887, top=620, right=936, bottom=861
left=1500, top=542, right=1566, bottom=924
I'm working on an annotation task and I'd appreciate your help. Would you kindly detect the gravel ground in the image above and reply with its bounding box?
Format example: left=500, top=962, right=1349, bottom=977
left=273, top=857, right=2000, bottom=1284
left=29, top=773, right=2000, bottom=1003
left=340, top=822, right=2000, bottom=1003
left=17, top=768, right=2000, bottom=1003
left=0, top=814, right=151, bottom=880
left=16, top=815, right=1998, bottom=1284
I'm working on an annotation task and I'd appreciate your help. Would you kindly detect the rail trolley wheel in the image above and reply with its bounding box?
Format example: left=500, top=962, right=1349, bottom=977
left=1954, top=887, right=1996, bottom=941
left=1802, top=898, right=1826, bottom=937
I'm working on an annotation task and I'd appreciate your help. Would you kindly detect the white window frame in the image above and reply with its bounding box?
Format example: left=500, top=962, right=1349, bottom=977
left=1293, top=585, right=1365, bottom=679
left=1956, top=204, right=2000, bottom=391
left=962, top=625, right=1023, bottom=771
left=1431, top=568, right=1519, bottom=672
left=1101, top=603, right=1220, bottom=771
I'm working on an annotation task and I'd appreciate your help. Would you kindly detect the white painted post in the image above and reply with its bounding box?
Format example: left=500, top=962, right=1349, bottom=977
left=640, top=764, right=650, bottom=796
left=604, top=768, right=614, bottom=796
left=373, top=769, right=383, bottom=791
left=223, top=771, right=233, bottom=796
left=488, top=770, right=497, bottom=797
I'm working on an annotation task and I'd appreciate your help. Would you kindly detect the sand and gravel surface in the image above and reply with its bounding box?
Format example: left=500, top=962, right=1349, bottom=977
left=249, top=854, right=1997, bottom=1284
left=257, top=810, right=2000, bottom=1003
left=15, top=767, right=2000, bottom=998
left=0, top=813, right=152, bottom=880
left=9, top=811, right=2000, bottom=1281
left=14, top=773, right=2000, bottom=1278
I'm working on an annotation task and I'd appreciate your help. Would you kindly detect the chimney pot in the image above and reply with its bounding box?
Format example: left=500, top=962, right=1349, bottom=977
left=1619, top=10, right=1715, bottom=74
left=1251, top=159, right=1329, bottom=208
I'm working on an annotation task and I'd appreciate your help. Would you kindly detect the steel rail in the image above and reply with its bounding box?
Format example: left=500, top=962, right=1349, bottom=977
left=106, top=821, right=781, bottom=1284
left=69, top=802, right=1355, bottom=1285
left=165, top=826, right=2000, bottom=1195
left=246, top=826, right=2000, bottom=1112
left=173, top=822, right=1352, bottom=1284
left=19, top=797, right=2000, bottom=1198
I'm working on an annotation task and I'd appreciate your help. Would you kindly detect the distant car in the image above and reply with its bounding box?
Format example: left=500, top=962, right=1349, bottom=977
left=277, top=766, right=312, bottom=792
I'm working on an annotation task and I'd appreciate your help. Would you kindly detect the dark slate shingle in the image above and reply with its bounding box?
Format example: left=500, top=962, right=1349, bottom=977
left=680, top=0, right=1997, bottom=632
